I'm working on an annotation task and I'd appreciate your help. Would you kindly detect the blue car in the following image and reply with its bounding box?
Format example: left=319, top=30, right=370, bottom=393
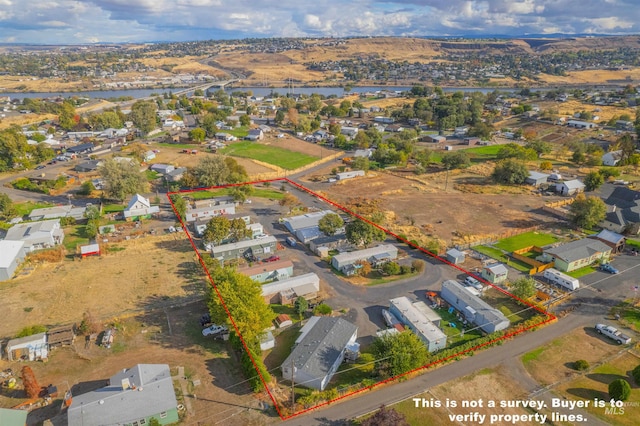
left=600, top=263, right=619, bottom=274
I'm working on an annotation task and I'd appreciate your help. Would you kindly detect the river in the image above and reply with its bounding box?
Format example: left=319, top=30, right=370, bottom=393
left=1, top=85, right=525, bottom=101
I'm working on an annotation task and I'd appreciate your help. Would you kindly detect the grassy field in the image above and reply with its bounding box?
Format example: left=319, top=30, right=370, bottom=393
left=465, top=145, right=503, bottom=162
left=566, top=265, right=597, bottom=279
left=13, top=201, right=55, bottom=217
left=184, top=187, right=286, bottom=200
left=221, top=141, right=318, bottom=170
left=494, top=231, right=560, bottom=252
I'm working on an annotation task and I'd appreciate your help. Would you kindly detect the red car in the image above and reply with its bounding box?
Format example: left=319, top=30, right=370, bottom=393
left=263, top=255, right=280, bottom=263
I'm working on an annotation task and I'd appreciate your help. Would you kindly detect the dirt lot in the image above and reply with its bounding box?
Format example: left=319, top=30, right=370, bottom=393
left=0, top=233, right=202, bottom=338
left=303, top=168, right=563, bottom=247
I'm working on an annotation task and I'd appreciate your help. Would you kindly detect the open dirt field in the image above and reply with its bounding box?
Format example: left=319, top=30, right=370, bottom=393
left=304, top=168, right=561, bottom=247
left=538, top=68, right=640, bottom=85
left=0, top=233, right=203, bottom=338
left=536, top=99, right=637, bottom=123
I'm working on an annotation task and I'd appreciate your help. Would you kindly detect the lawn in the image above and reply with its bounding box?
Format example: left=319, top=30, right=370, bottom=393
left=465, top=145, right=503, bottom=163
left=103, top=204, right=125, bottom=213
left=614, top=300, right=640, bottom=332
left=494, top=231, right=559, bottom=252
left=185, top=187, right=286, bottom=200
left=626, top=238, right=640, bottom=250
left=226, top=126, right=250, bottom=138
left=263, top=326, right=301, bottom=371
left=221, top=141, right=318, bottom=170
left=473, top=245, right=532, bottom=272
left=63, top=224, right=90, bottom=252
left=157, top=142, right=202, bottom=149
left=13, top=201, right=55, bottom=217
left=145, top=170, right=161, bottom=180
left=566, top=265, right=597, bottom=279
left=436, top=307, right=482, bottom=346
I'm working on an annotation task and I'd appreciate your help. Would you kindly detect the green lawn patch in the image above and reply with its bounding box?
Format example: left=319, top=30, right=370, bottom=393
left=145, top=170, right=161, bottom=180
left=521, top=347, right=546, bottom=365
left=221, top=141, right=318, bottom=170
left=614, top=300, right=640, bottom=332
left=494, top=231, right=559, bottom=252
left=13, top=201, right=55, bottom=217
left=63, top=225, right=90, bottom=251
left=474, top=245, right=507, bottom=261
left=186, top=187, right=285, bottom=200
left=332, top=351, right=376, bottom=387
left=156, top=142, right=202, bottom=149
left=436, top=307, right=482, bottom=346
left=566, top=265, right=596, bottom=279
left=626, top=238, right=640, bottom=250
left=103, top=204, right=125, bottom=213
left=263, top=326, right=301, bottom=371
left=226, top=126, right=250, bottom=138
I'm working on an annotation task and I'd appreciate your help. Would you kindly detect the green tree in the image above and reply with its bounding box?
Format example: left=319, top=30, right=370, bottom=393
left=584, top=171, right=605, bottom=191
left=632, top=364, right=640, bottom=385
left=206, top=266, right=276, bottom=343
left=353, top=156, right=370, bottom=171
left=229, top=217, right=251, bottom=242
left=275, top=110, right=285, bottom=125
left=147, top=418, right=161, bottom=426
left=200, top=113, right=220, bottom=137
left=58, top=101, right=77, bottom=131
left=371, top=331, right=429, bottom=378
left=510, top=277, right=536, bottom=300
left=569, top=194, right=607, bottom=229
left=318, top=213, right=344, bottom=236
left=204, top=216, right=231, bottom=245
left=130, top=100, right=157, bottom=135
left=441, top=151, right=470, bottom=169
left=492, top=159, right=528, bottom=184
left=239, top=114, right=251, bottom=127
left=98, top=158, right=149, bottom=201
left=361, top=405, right=409, bottom=426
left=609, top=379, right=631, bottom=401
left=345, top=219, right=386, bottom=248
left=169, top=194, right=187, bottom=220
left=188, top=127, right=206, bottom=142
left=574, top=360, right=590, bottom=371
left=308, top=94, right=323, bottom=113
left=294, top=296, right=308, bottom=319
left=526, top=140, right=552, bottom=157
left=85, top=220, right=99, bottom=239
left=382, top=261, right=401, bottom=275
left=0, top=193, right=15, bottom=219
left=191, top=156, right=231, bottom=187
left=78, top=180, right=95, bottom=196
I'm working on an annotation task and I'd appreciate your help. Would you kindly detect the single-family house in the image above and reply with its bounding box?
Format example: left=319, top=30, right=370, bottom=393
left=261, top=272, right=320, bottom=304
left=309, top=234, right=348, bottom=257
left=67, top=364, right=179, bottom=426
left=281, top=316, right=357, bottom=390
left=210, top=236, right=277, bottom=263
left=421, top=134, right=447, bottom=144
left=389, top=297, right=447, bottom=352
left=440, top=280, right=510, bottom=333
left=0, top=240, right=26, bottom=281
left=600, top=186, right=640, bottom=235
left=123, top=194, right=160, bottom=220
left=340, top=127, right=359, bottom=138
left=5, top=219, right=64, bottom=252
left=66, top=143, right=95, bottom=155
left=525, top=171, right=550, bottom=186
left=463, top=137, right=480, bottom=146
left=74, top=160, right=103, bottom=173
left=556, top=179, right=585, bottom=196
left=374, top=116, right=394, bottom=124
left=185, top=202, right=236, bottom=223
left=246, top=129, right=264, bottom=141
left=240, top=259, right=294, bottom=283
left=331, top=244, right=398, bottom=273
left=5, top=332, right=48, bottom=361
left=166, top=167, right=187, bottom=182
left=567, top=120, right=596, bottom=129
left=589, top=229, right=626, bottom=253
left=481, top=263, right=509, bottom=284
left=150, top=163, right=175, bottom=175
left=602, top=150, right=623, bottom=167
left=542, top=238, right=612, bottom=272
left=28, top=205, right=86, bottom=221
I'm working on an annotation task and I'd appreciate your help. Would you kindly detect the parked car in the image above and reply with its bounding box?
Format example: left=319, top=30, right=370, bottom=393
left=600, top=263, right=619, bottom=274
left=199, top=313, right=212, bottom=327
left=464, top=276, right=483, bottom=291
left=263, top=255, right=280, bottom=263
left=202, top=324, right=228, bottom=337
left=35, top=165, right=46, bottom=170
left=595, top=323, right=631, bottom=345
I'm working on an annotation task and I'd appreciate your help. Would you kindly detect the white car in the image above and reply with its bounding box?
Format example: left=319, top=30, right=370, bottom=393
left=595, top=323, right=631, bottom=345
left=464, top=276, right=483, bottom=291
left=202, top=324, right=228, bottom=337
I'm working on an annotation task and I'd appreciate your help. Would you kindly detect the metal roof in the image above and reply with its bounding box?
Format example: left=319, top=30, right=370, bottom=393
left=0, top=240, right=25, bottom=269
left=283, top=210, right=332, bottom=232
left=545, top=238, right=612, bottom=263
left=441, top=280, right=509, bottom=330
left=261, top=273, right=319, bottom=297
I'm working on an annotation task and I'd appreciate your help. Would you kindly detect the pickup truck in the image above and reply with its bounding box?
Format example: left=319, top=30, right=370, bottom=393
left=595, top=323, right=631, bottom=345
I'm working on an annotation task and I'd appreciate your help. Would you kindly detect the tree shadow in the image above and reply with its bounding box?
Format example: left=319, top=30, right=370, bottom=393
left=154, top=237, right=196, bottom=254
left=309, top=416, right=351, bottom=426
left=27, top=400, right=66, bottom=426
left=206, top=356, right=252, bottom=396
left=566, top=387, right=608, bottom=401
left=586, top=373, right=628, bottom=385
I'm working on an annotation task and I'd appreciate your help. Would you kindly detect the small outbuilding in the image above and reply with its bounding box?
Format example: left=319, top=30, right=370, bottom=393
left=525, top=171, right=549, bottom=186
left=5, top=332, right=48, bottom=361
left=80, top=243, right=101, bottom=258
left=481, top=263, right=509, bottom=284
left=445, top=248, right=465, bottom=265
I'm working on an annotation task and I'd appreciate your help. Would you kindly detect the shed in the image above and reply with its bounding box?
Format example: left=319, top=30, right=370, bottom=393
left=445, top=248, right=465, bottom=265
left=275, top=314, right=293, bottom=328
left=5, top=332, right=48, bottom=361
left=525, top=171, right=550, bottom=186
left=589, top=229, right=626, bottom=253
left=481, top=263, right=509, bottom=284
left=259, top=331, right=275, bottom=351
left=80, top=243, right=100, bottom=258
left=556, top=179, right=585, bottom=196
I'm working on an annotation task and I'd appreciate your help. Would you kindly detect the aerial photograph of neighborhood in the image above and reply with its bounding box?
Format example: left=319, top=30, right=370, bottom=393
left=1, top=1, right=640, bottom=426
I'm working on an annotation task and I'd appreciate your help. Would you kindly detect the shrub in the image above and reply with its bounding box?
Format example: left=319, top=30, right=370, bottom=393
left=313, top=303, right=332, bottom=316
left=16, top=325, right=47, bottom=338
left=609, top=379, right=631, bottom=401
left=382, top=261, right=401, bottom=275
left=574, top=359, right=590, bottom=371
left=412, top=259, right=426, bottom=273
left=632, top=365, right=640, bottom=385
left=400, top=265, right=412, bottom=275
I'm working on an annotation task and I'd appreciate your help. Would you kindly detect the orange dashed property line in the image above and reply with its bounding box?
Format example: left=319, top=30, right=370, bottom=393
left=168, top=178, right=556, bottom=421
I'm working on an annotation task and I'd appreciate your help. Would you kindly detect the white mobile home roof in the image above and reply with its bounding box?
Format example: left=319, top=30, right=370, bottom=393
left=0, top=240, right=25, bottom=269
left=262, top=273, right=320, bottom=297
left=331, top=244, right=397, bottom=267
left=283, top=210, right=332, bottom=232
left=210, top=235, right=277, bottom=255
left=389, top=297, right=446, bottom=344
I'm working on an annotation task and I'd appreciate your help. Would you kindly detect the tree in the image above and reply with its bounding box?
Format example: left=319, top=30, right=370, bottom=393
left=609, top=379, right=631, bottom=401
left=0, top=193, right=15, bottom=219
left=169, top=194, right=187, bottom=220
left=206, top=266, right=275, bottom=343
left=318, top=213, right=344, bottom=236
left=382, top=261, right=401, bottom=275
left=584, top=171, right=605, bottom=191
left=632, top=364, right=640, bottom=385
left=294, top=296, right=308, bottom=319
left=229, top=217, right=251, bottom=242
left=353, top=156, right=370, bottom=171
left=275, top=110, right=285, bottom=125
left=526, top=140, right=552, bottom=157
left=492, top=159, right=528, bottom=185
left=371, top=331, right=429, bottom=378
left=204, top=216, right=231, bottom=245
left=279, top=193, right=299, bottom=212
left=239, top=114, right=251, bottom=127
left=130, top=100, right=157, bottom=135
left=191, top=156, right=231, bottom=187
left=569, top=194, right=607, bottom=229
left=21, top=366, right=41, bottom=399
left=148, top=418, right=161, bottom=426
left=361, top=405, right=409, bottom=426
left=510, top=277, right=536, bottom=300
left=58, top=101, right=77, bottom=131
left=540, top=160, right=553, bottom=171
left=188, top=127, right=206, bottom=142
left=574, top=360, right=590, bottom=371
left=99, top=158, right=149, bottom=201
left=441, top=151, right=470, bottom=169
left=345, top=219, right=386, bottom=248
left=78, top=180, right=95, bottom=196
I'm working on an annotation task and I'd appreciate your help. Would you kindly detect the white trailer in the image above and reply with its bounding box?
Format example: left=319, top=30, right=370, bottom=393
left=542, top=268, right=579, bottom=291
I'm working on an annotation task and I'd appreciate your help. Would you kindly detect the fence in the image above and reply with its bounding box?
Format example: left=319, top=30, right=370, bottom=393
left=248, top=151, right=344, bottom=182
left=511, top=246, right=555, bottom=275
left=454, top=226, right=540, bottom=251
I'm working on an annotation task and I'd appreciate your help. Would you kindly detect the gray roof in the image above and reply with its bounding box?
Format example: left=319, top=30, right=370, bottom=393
left=5, top=219, right=62, bottom=247
left=441, top=280, right=509, bottom=329
left=282, top=317, right=357, bottom=384
left=527, top=171, right=549, bottom=180
left=592, top=229, right=625, bottom=245
left=68, top=364, right=177, bottom=426
left=485, top=263, right=508, bottom=275
left=332, top=244, right=398, bottom=265
left=0, top=240, right=25, bottom=269
left=560, top=179, right=585, bottom=190
left=284, top=210, right=332, bottom=232
left=262, top=273, right=320, bottom=297
left=545, top=238, right=612, bottom=263
left=211, top=235, right=277, bottom=255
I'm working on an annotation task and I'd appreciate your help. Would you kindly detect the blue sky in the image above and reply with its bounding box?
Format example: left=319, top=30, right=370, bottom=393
left=1, top=0, right=638, bottom=44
